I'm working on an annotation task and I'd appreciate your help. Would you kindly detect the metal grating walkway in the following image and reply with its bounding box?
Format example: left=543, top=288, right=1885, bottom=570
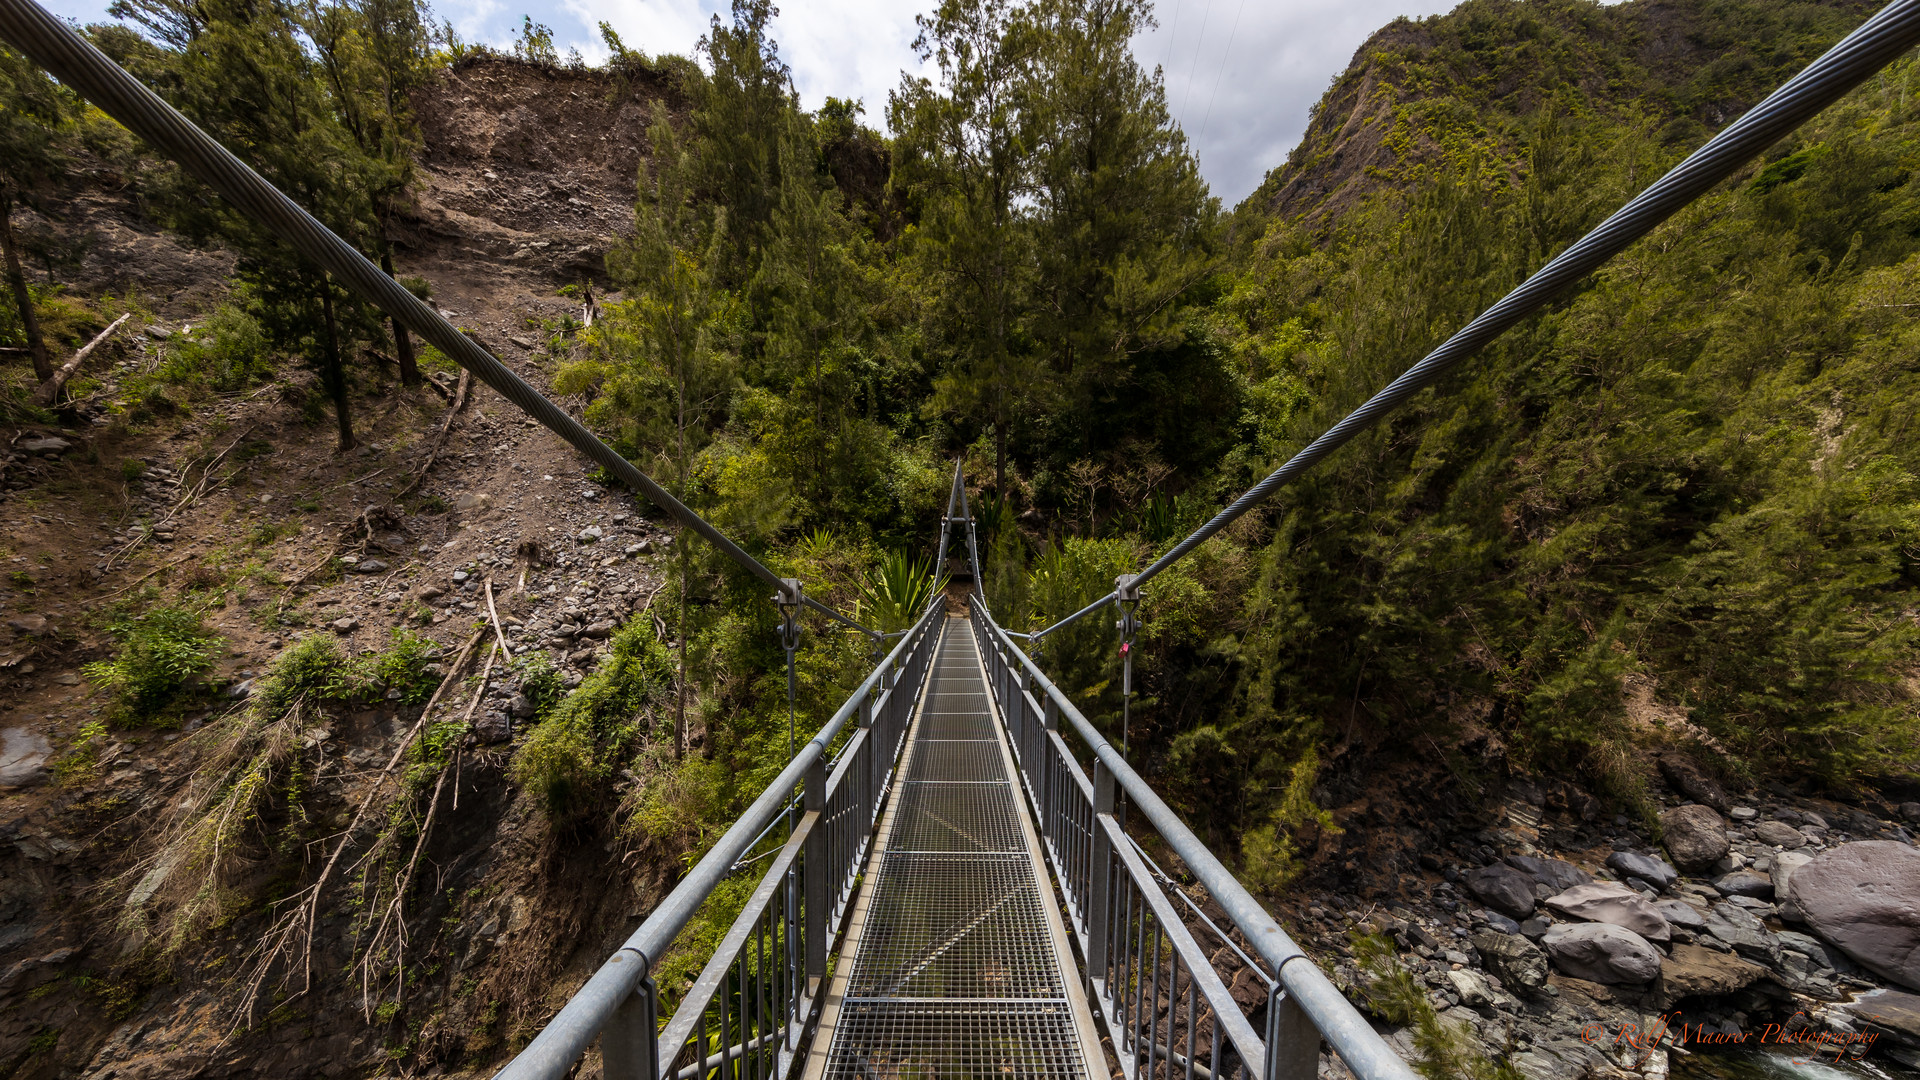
left=807, top=615, right=1100, bottom=1080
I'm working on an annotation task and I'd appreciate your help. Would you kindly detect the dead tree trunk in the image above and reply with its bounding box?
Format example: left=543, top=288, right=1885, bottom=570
left=319, top=280, right=356, bottom=453
left=0, top=196, right=53, bottom=383
left=380, top=250, right=421, bottom=389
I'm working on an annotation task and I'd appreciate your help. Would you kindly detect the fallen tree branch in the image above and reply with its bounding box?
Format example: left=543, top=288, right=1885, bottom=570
left=393, top=369, right=469, bottom=502
left=33, top=313, right=129, bottom=407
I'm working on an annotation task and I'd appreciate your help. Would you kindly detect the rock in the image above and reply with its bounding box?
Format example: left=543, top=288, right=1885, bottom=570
left=1901, top=803, right=1920, bottom=824
left=579, top=620, right=615, bottom=639
left=452, top=570, right=470, bottom=584
left=1605, top=851, right=1678, bottom=892
left=18, top=436, right=72, bottom=457
left=1657, top=942, right=1769, bottom=1000
left=1752, top=819, right=1805, bottom=848
left=509, top=334, right=536, bottom=350
left=6, top=614, right=48, bottom=635
left=52, top=672, right=79, bottom=686
left=1705, top=901, right=1780, bottom=966
left=1660, top=804, right=1730, bottom=871
left=1471, top=931, right=1550, bottom=992
left=0, top=728, right=52, bottom=788
left=1542, top=923, right=1662, bottom=985
left=1842, top=988, right=1920, bottom=1046
left=472, top=711, right=511, bottom=744
left=1788, top=841, right=1920, bottom=990
left=1506, top=855, right=1592, bottom=893
left=1519, top=917, right=1549, bottom=940
left=353, top=559, right=389, bottom=574
left=1446, top=968, right=1494, bottom=1007
left=418, top=585, right=445, bottom=601
left=1712, top=871, right=1773, bottom=899
left=330, top=617, right=360, bottom=633
left=1729, top=806, right=1758, bottom=821
left=1657, top=753, right=1730, bottom=810
left=509, top=693, right=536, bottom=719
left=1466, top=863, right=1538, bottom=919
left=1482, top=910, right=1521, bottom=935
left=577, top=525, right=603, bottom=543
left=1801, top=810, right=1829, bottom=829
left=1772, top=850, right=1813, bottom=907
left=144, top=325, right=171, bottom=340
left=1651, top=899, right=1708, bottom=933
left=1776, top=930, right=1851, bottom=975
left=226, top=678, right=255, bottom=700
left=1545, top=882, right=1672, bottom=943
left=454, top=492, right=492, bottom=511
left=553, top=623, right=580, bottom=639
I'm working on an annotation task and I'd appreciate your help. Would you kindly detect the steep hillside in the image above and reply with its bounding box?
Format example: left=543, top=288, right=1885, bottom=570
left=1249, top=0, right=1882, bottom=222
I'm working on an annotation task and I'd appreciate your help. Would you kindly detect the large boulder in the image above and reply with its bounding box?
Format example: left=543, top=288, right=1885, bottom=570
left=1506, top=855, right=1592, bottom=894
left=1605, top=851, right=1678, bottom=892
left=1752, top=819, right=1806, bottom=848
left=1542, top=923, right=1662, bottom=985
left=1465, top=863, right=1538, bottom=919
left=1657, top=753, right=1729, bottom=811
left=1471, top=930, right=1550, bottom=993
left=1660, top=805, right=1730, bottom=871
left=1657, top=943, right=1770, bottom=1001
left=1544, top=882, right=1672, bottom=943
left=1787, top=841, right=1920, bottom=991
left=1771, top=850, right=1813, bottom=900
left=1651, top=899, right=1708, bottom=933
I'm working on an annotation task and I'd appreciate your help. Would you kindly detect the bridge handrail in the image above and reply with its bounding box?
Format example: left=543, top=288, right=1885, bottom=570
left=492, top=600, right=943, bottom=1080
left=1025, top=0, right=1920, bottom=641
left=968, top=606, right=1417, bottom=1080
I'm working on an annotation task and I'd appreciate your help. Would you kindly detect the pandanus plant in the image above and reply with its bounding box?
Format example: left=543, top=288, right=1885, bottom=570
left=858, top=550, right=947, bottom=633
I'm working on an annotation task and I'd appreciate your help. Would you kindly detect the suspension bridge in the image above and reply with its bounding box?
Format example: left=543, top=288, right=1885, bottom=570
left=6, top=1, right=1920, bottom=1078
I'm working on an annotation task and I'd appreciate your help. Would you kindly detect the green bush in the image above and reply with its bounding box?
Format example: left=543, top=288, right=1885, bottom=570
left=152, top=305, right=272, bottom=391
left=513, top=620, right=673, bottom=819
left=367, top=628, right=442, bottom=705
left=83, top=606, right=221, bottom=724
left=255, top=634, right=356, bottom=715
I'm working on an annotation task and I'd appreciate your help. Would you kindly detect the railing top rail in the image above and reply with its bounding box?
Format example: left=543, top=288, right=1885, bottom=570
left=1024, top=0, right=1920, bottom=639
left=971, top=606, right=1417, bottom=1080
left=0, top=0, right=881, bottom=639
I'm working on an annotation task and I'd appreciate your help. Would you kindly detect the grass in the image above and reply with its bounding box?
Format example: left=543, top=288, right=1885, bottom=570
left=83, top=604, right=223, bottom=726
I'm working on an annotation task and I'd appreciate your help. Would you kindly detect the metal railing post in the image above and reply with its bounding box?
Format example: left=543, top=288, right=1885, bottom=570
left=1267, top=985, right=1318, bottom=1080
left=804, top=754, right=828, bottom=985
left=1087, top=764, right=1116, bottom=978
left=602, top=978, right=658, bottom=1080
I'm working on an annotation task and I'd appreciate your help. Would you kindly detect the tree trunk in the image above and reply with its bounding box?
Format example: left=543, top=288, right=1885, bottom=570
left=0, top=197, right=53, bottom=384
left=380, top=250, right=421, bottom=389
left=319, top=281, right=356, bottom=452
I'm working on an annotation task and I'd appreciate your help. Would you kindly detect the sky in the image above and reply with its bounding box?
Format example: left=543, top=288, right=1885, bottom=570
left=39, top=0, right=1483, bottom=208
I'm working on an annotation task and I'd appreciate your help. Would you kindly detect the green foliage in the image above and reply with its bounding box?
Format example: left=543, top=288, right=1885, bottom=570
left=513, top=620, right=673, bottom=819
left=512, top=650, right=565, bottom=716
left=1349, top=932, right=1523, bottom=1080
left=54, top=720, right=110, bottom=783
left=256, top=634, right=357, bottom=714
left=148, top=304, right=272, bottom=391
left=83, top=606, right=221, bottom=724
left=857, top=550, right=945, bottom=633
left=367, top=628, right=442, bottom=705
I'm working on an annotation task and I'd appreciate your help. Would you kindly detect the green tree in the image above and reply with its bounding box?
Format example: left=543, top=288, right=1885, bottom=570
left=890, top=0, right=1042, bottom=497
left=0, top=41, right=76, bottom=383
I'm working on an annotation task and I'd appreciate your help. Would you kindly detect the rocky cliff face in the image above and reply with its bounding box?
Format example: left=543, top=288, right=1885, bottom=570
left=1249, top=0, right=1881, bottom=224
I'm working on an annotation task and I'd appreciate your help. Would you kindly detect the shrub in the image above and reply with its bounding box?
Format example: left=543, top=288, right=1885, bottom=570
left=83, top=606, right=221, bottom=724
left=255, top=634, right=356, bottom=715
left=152, top=305, right=272, bottom=391
left=513, top=619, right=672, bottom=819
left=367, top=628, right=442, bottom=705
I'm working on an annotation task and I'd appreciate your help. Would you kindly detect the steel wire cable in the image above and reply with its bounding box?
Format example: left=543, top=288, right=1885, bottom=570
left=0, top=0, right=881, bottom=637
left=1029, top=0, right=1920, bottom=638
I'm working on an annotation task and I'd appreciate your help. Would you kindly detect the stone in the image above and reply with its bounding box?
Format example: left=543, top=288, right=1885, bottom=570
left=418, top=585, right=446, bottom=601
left=52, top=672, right=78, bottom=686
left=1506, top=855, right=1592, bottom=893
left=1787, top=841, right=1920, bottom=990
left=472, top=711, right=511, bottom=744
left=452, top=570, right=470, bottom=584
left=1729, top=806, right=1758, bottom=821
left=1657, top=753, right=1730, bottom=811
left=18, top=436, right=72, bottom=457
left=1776, top=930, right=1851, bottom=975
left=1712, top=871, right=1773, bottom=899
left=1544, top=882, right=1672, bottom=943
left=330, top=617, right=360, bottom=633
left=454, top=492, right=492, bottom=511
left=0, top=728, right=52, bottom=788
left=1465, top=863, right=1539, bottom=919
left=144, top=325, right=171, bottom=340
left=1842, top=988, right=1920, bottom=1046
left=1660, top=804, right=1730, bottom=871
left=226, top=678, right=255, bottom=700
left=577, top=525, right=603, bottom=543
left=1752, top=819, right=1806, bottom=848
left=1651, top=899, right=1708, bottom=933
left=509, top=693, right=536, bottom=719
left=509, top=334, right=536, bottom=350
left=1801, top=810, right=1829, bottom=830
left=580, top=620, right=615, bottom=639
left=6, top=614, right=47, bottom=635
left=1518, top=917, right=1549, bottom=940
left=1605, top=851, right=1678, bottom=892
left=1446, top=968, right=1494, bottom=1007
left=1657, top=943, right=1769, bottom=1000
left=1471, top=931, right=1550, bottom=992
left=353, top=559, right=389, bottom=574
left=1542, top=922, right=1662, bottom=985
left=1901, top=803, right=1920, bottom=824
left=1482, top=910, right=1521, bottom=935
left=1705, top=901, right=1781, bottom=966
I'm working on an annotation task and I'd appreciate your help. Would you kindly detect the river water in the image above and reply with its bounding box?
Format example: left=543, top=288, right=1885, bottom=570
left=1674, top=1046, right=1919, bottom=1079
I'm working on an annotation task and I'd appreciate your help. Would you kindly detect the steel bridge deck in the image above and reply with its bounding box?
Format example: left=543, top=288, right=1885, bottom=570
left=804, top=615, right=1103, bottom=1080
